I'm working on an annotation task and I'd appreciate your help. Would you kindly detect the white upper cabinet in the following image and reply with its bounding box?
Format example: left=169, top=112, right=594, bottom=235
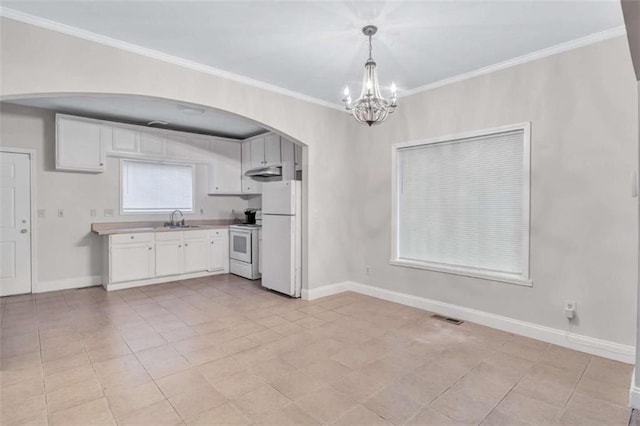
left=246, top=133, right=281, bottom=170
left=139, top=132, right=165, bottom=156
left=241, top=141, right=261, bottom=194
left=112, top=127, right=138, bottom=153
left=279, top=137, right=302, bottom=180
left=56, top=115, right=106, bottom=173
left=250, top=136, right=266, bottom=169
left=209, top=139, right=242, bottom=194
left=264, top=133, right=282, bottom=166
left=165, top=135, right=190, bottom=158
left=294, top=143, right=303, bottom=172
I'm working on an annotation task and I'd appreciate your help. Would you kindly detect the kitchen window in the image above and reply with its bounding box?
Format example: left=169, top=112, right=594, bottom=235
left=120, top=159, right=194, bottom=214
left=391, top=123, right=531, bottom=286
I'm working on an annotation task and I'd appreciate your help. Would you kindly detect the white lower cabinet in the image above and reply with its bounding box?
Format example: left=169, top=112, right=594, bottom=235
left=155, top=233, right=184, bottom=277
left=184, top=230, right=210, bottom=273
left=106, top=228, right=229, bottom=289
left=109, top=233, right=155, bottom=283
left=209, top=229, right=229, bottom=272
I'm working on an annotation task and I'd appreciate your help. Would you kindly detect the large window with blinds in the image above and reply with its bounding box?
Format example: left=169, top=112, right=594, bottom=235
left=121, top=159, right=194, bottom=214
left=391, top=123, right=531, bottom=285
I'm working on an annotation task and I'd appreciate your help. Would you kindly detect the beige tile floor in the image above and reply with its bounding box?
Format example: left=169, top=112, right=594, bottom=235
left=0, top=274, right=632, bottom=425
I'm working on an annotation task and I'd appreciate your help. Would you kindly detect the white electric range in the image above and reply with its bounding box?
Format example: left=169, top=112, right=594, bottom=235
left=229, top=223, right=261, bottom=280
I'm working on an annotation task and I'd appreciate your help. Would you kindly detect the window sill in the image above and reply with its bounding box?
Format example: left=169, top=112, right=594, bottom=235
left=389, top=259, right=532, bottom=287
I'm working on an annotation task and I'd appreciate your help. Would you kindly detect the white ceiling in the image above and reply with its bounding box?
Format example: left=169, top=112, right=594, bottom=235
left=5, top=96, right=267, bottom=139
left=2, top=1, right=625, bottom=106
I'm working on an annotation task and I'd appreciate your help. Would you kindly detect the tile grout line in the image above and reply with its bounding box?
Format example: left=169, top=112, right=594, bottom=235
left=555, top=355, right=592, bottom=422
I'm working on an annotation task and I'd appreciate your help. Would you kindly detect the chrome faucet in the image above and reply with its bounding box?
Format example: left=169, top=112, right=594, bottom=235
left=169, top=210, right=184, bottom=227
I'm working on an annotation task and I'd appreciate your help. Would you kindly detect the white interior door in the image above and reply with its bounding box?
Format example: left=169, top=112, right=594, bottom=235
left=0, top=152, right=32, bottom=296
left=262, top=215, right=295, bottom=296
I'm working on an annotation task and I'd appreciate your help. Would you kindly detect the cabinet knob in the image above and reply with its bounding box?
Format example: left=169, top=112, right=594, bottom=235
left=185, top=243, right=188, bottom=247
left=216, top=187, right=219, bottom=190
left=130, top=236, right=134, bottom=239
left=178, top=245, right=182, bottom=248
left=148, top=247, right=152, bottom=250
left=210, top=241, right=214, bottom=245
left=100, top=163, right=104, bottom=166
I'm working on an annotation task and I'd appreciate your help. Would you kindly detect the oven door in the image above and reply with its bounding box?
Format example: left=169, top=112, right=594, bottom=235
left=229, top=229, right=252, bottom=263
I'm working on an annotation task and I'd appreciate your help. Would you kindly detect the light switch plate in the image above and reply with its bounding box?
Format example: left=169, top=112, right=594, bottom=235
left=104, top=208, right=114, bottom=217
left=57, top=209, right=64, bottom=218
left=90, top=209, right=96, bottom=217
left=37, top=209, right=46, bottom=218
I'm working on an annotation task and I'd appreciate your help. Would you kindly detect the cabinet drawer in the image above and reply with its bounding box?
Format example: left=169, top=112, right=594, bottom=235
left=156, top=231, right=183, bottom=241
left=111, top=233, right=154, bottom=245
left=208, top=229, right=228, bottom=238
left=183, top=230, right=209, bottom=240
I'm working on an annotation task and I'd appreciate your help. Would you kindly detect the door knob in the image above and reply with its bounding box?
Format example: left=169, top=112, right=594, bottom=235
left=20, top=229, right=28, bottom=234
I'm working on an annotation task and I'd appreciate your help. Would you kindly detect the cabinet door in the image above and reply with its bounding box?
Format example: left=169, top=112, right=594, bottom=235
left=155, top=239, right=184, bottom=277
left=165, top=135, right=190, bottom=158
left=56, top=116, right=105, bottom=172
left=209, top=139, right=241, bottom=194
left=112, top=128, right=139, bottom=153
left=294, top=144, right=303, bottom=171
left=241, top=141, right=261, bottom=194
left=139, top=132, right=165, bottom=156
left=250, top=136, right=265, bottom=169
left=209, top=237, right=225, bottom=272
left=280, top=138, right=295, bottom=181
left=110, top=243, right=154, bottom=283
left=264, top=134, right=281, bottom=166
left=184, top=238, right=209, bottom=273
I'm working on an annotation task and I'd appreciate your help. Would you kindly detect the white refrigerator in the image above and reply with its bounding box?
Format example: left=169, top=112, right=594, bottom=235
left=261, top=180, right=302, bottom=297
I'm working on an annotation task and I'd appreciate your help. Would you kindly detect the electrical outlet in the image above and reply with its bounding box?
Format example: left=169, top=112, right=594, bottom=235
left=200, top=208, right=204, bottom=215
left=104, top=208, right=114, bottom=217
left=365, top=266, right=371, bottom=275
left=564, top=300, right=576, bottom=320
left=90, top=209, right=96, bottom=217
left=37, top=209, right=46, bottom=218
left=57, top=209, right=64, bottom=218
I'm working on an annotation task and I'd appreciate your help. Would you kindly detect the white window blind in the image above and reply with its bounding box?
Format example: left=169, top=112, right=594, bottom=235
left=121, top=160, right=194, bottom=213
left=394, top=126, right=529, bottom=282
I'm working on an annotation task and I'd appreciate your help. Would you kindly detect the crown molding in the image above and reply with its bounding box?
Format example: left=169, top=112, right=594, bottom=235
left=401, top=25, right=627, bottom=97
left=0, top=7, right=627, bottom=107
left=0, top=7, right=344, bottom=111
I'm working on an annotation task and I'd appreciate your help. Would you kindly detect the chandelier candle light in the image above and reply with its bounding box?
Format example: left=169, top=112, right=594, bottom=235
left=343, top=25, right=398, bottom=126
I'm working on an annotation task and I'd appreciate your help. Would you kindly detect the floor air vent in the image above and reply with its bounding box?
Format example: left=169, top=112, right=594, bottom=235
left=432, top=314, right=464, bottom=325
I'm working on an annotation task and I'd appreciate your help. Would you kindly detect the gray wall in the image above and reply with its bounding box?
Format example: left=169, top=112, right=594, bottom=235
left=348, top=36, right=639, bottom=346
left=1, top=17, right=637, bottom=351
left=0, top=17, right=357, bottom=291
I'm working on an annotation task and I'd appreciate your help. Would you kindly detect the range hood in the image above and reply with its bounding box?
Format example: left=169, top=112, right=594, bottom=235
left=244, top=165, right=282, bottom=178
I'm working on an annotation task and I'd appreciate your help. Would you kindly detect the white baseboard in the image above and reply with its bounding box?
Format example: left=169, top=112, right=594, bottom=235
left=302, top=281, right=352, bottom=300
left=630, top=370, right=640, bottom=409
left=306, top=281, right=635, bottom=364
left=104, top=270, right=224, bottom=291
left=34, top=275, right=102, bottom=293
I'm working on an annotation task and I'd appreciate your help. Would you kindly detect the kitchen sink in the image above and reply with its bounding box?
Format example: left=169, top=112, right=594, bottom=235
left=163, top=224, right=203, bottom=229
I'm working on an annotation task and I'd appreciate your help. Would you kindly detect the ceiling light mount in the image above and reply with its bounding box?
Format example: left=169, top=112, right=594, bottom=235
left=361, top=25, right=378, bottom=37
left=342, top=24, right=397, bottom=126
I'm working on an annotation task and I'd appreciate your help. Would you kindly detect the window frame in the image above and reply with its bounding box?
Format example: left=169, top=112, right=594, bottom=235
left=390, top=122, right=532, bottom=287
left=119, top=158, right=196, bottom=215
